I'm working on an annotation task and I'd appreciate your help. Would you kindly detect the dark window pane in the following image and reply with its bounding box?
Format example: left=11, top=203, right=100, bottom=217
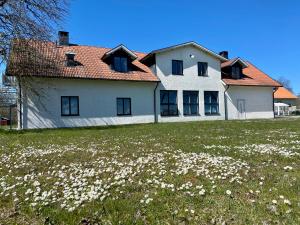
left=114, top=57, right=121, bottom=71
left=204, top=91, right=219, bottom=115
left=183, top=94, right=189, bottom=104
left=117, top=98, right=123, bottom=115
left=204, top=93, right=210, bottom=103
left=124, top=99, right=131, bottom=115
left=205, top=105, right=211, bottom=114
left=172, top=60, right=183, bottom=75
left=160, top=91, right=169, bottom=104
left=169, top=91, right=177, bottom=104
left=114, top=57, right=128, bottom=72
left=198, top=62, right=208, bottom=76
left=160, top=90, right=178, bottom=116
left=191, top=105, right=198, bottom=115
left=160, top=105, right=169, bottom=116
left=211, top=105, right=219, bottom=114
left=183, top=104, right=189, bottom=115
left=70, top=97, right=78, bottom=115
left=61, top=97, right=69, bottom=115
left=120, top=57, right=128, bottom=72
left=169, top=105, right=178, bottom=115
left=190, top=94, right=198, bottom=104
left=117, top=98, right=131, bottom=116
left=211, top=92, right=218, bottom=103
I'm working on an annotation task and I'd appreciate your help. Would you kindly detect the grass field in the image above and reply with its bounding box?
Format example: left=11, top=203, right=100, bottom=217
left=0, top=118, right=299, bottom=224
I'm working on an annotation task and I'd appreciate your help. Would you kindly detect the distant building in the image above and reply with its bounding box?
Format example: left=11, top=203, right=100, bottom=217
left=274, top=87, right=298, bottom=115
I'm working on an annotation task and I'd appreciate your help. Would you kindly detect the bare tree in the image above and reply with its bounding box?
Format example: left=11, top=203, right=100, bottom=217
left=0, top=0, right=68, bottom=65
left=277, top=76, right=293, bottom=93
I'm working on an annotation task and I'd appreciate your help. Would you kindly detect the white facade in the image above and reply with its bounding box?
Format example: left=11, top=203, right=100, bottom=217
left=154, top=45, right=225, bottom=122
left=17, top=43, right=278, bottom=129
left=20, top=78, right=156, bottom=129
left=225, top=86, right=274, bottom=120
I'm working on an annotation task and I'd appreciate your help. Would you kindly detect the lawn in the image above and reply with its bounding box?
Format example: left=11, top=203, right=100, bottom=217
left=0, top=118, right=299, bottom=224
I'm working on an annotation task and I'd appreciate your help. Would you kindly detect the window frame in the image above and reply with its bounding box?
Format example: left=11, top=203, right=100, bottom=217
left=232, top=66, right=241, bottom=78
left=160, top=90, right=178, bottom=116
left=117, top=98, right=132, bottom=116
left=183, top=91, right=199, bottom=116
left=198, top=62, right=208, bottom=76
left=172, top=60, right=183, bottom=75
left=113, top=56, right=128, bottom=73
left=61, top=96, right=79, bottom=116
left=204, top=91, right=219, bottom=116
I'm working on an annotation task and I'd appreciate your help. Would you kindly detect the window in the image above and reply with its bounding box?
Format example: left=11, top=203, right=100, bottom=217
left=204, top=91, right=219, bottom=115
left=113, top=57, right=128, bottom=72
left=172, top=60, right=183, bottom=75
left=117, top=98, right=131, bottom=116
left=232, top=66, right=241, bottom=79
left=198, top=62, right=208, bottom=76
left=61, top=96, right=79, bottom=116
left=160, top=90, right=178, bottom=116
left=183, top=91, right=199, bottom=116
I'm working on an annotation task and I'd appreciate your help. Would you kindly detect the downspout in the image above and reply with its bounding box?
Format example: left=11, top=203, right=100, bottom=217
left=224, top=85, right=230, bottom=120
left=154, top=81, right=159, bottom=123
left=152, top=54, right=160, bottom=124
left=18, top=78, right=23, bottom=129
left=273, top=87, right=277, bottom=118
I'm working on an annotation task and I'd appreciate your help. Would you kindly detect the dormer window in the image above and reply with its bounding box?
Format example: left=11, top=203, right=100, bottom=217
left=65, top=52, right=76, bottom=67
left=113, top=56, right=128, bottom=73
left=102, top=45, right=139, bottom=73
left=232, top=66, right=241, bottom=79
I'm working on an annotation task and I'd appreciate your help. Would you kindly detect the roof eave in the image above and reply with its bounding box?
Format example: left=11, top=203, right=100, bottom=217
left=102, top=44, right=138, bottom=60
left=141, top=41, right=228, bottom=63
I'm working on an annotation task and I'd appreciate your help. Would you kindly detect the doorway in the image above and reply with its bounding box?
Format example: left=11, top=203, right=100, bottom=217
left=237, top=99, right=246, bottom=119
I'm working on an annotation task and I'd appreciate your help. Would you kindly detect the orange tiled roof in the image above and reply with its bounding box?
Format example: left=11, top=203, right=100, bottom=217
left=222, top=61, right=281, bottom=87
left=6, top=40, right=159, bottom=82
left=274, top=87, right=298, bottom=99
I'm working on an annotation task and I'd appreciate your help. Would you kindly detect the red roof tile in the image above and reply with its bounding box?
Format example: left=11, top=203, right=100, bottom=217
left=274, top=87, right=298, bottom=99
left=7, top=40, right=159, bottom=82
left=222, top=61, right=281, bottom=87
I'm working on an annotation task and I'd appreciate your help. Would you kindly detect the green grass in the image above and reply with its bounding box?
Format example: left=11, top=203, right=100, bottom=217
left=0, top=118, right=299, bottom=224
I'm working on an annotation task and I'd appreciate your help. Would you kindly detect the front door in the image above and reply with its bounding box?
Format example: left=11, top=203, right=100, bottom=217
left=237, top=99, right=246, bottom=119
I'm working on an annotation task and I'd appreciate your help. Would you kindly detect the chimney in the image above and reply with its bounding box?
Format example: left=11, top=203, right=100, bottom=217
left=219, top=51, right=229, bottom=59
left=58, top=31, right=69, bottom=46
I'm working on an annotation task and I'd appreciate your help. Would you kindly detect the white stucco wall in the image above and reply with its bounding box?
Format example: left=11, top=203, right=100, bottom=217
left=154, top=45, right=225, bottom=122
left=21, top=78, right=156, bottom=129
left=226, top=86, right=274, bottom=120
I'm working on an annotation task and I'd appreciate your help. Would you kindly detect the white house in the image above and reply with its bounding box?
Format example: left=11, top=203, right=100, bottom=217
left=6, top=32, right=281, bottom=129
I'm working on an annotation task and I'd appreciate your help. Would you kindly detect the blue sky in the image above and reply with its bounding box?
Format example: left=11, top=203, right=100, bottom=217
left=2, top=0, right=300, bottom=93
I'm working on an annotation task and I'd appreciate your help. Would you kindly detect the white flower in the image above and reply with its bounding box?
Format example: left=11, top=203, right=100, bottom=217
left=272, top=200, right=277, bottom=204
left=283, top=199, right=291, bottom=205
left=145, top=198, right=153, bottom=204
left=199, top=189, right=206, bottom=196
left=226, top=190, right=232, bottom=195
left=283, top=166, right=293, bottom=171
left=33, top=181, right=40, bottom=186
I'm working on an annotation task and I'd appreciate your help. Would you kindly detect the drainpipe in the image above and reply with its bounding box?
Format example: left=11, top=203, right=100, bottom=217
left=18, top=78, right=23, bottom=129
left=273, top=87, right=277, bottom=118
left=154, top=81, right=160, bottom=123
left=224, top=85, right=230, bottom=120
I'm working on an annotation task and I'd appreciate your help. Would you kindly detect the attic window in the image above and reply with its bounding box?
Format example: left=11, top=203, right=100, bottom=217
left=113, top=56, right=128, bottom=72
left=232, top=66, right=241, bottom=79
left=65, top=52, right=76, bottom=67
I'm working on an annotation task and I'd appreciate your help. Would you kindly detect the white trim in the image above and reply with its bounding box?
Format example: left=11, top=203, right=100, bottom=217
left=144, top=41, right=228, bottom=62
left=230, top=58, right=248, bottom=68
left=102, top=44, right=138, bottom=60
